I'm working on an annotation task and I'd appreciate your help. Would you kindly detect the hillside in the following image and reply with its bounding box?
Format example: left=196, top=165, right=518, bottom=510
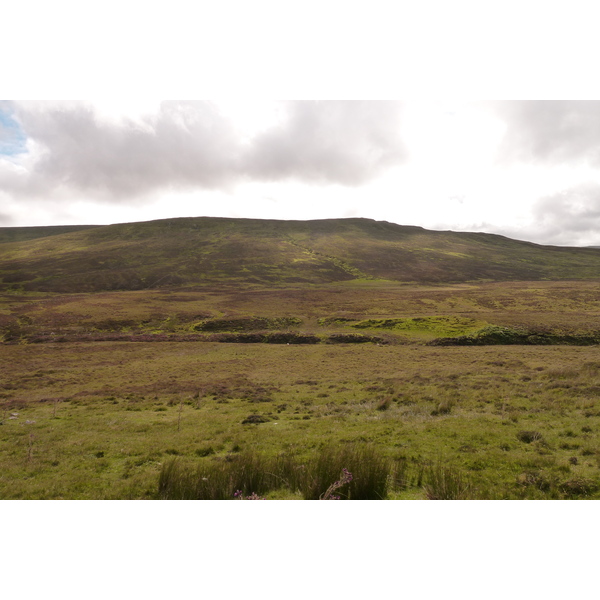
left=1, top=216, right=599, bottom=292
left=0, top=225, right=100, bottom=244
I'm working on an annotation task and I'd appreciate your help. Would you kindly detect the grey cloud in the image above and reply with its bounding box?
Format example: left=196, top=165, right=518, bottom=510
left=0, top=211, right=14, bottom=226
left=446, top=184, right=600, bottom=247
left=1, top=101, right=407, bottom=203
left=245, top=101, right=406, bottom=185
left=488, top=101, right=600, bottom=165
left=8, top=101, right=242, bottom=201
left=529, top=182, right=600, bottom=245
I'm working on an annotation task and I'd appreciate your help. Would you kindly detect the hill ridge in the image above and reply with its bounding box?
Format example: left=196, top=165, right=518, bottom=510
left=1, top=216, right=599, bottom=292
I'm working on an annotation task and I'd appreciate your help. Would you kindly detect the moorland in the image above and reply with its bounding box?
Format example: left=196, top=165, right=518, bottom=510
left=2, top=217, right=600, bottom=499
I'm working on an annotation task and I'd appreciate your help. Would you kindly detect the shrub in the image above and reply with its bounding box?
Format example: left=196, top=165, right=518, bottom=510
left=559, top=478, right=598, bottom=498
left=516, top=430, right=544, bottom=444
left=241, top=414, right=270, bottom=425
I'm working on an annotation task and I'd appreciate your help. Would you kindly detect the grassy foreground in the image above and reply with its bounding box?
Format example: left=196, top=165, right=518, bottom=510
left=2, top=339, right=600, bottom=499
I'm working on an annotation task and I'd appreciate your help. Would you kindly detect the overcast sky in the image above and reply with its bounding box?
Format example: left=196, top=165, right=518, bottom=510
left=3, top=99, right=600, bottom=246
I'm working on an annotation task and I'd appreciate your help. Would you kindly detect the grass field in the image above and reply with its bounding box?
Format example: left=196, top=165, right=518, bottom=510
left=2, top=280, right=600, bottom=500
left=2, top=217, right=600, bottom=499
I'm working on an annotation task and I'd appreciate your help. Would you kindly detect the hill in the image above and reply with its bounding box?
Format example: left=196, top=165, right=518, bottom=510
left=1, top=216, right=599, bottom=292
left=0, top=224, right=101, bottom=244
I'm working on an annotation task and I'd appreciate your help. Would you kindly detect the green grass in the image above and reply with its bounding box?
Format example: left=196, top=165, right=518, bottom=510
left=157, top=444, right=393, bottom=500
left=350, top=316, right=487, bottom=338
left=2, top=339, right=600, bottom=499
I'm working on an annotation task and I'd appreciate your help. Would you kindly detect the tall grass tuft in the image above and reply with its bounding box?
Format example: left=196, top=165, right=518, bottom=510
left=423, top=461, right=474, bottom=500
left=158, top=459, right=196, bottom=499
left=158, top=444, right=394, bottom=500
left=300, top=444, right=391, bottom=500
left=390, top=456, right=410, bottom=490
left=158, top=451, right=271, bottom=500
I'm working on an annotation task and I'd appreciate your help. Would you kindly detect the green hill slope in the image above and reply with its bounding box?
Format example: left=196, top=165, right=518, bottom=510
left=1, top=217, right=599, bottom=292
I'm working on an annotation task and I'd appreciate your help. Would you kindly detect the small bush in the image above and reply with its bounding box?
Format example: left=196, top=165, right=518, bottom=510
left=241, top=414, right=270, bottom=425
left=516, top=430, right=544, bottom=444
left=559, top=478, right=598, bottom=498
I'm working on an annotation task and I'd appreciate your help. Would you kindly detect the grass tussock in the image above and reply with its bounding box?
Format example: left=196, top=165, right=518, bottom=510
left=300, top=444, right=392, bottom=500
left=158, top=444, right=394, bottom=500
left=423, top=462, right=475, bottom=500
left=158, top=450, right=271, bottom=500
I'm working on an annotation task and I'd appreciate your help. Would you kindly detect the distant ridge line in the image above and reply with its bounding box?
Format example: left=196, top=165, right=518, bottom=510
left=1, top=216, right=600, bottom=292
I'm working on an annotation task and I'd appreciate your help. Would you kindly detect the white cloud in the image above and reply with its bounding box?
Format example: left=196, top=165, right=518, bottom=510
left=489, top=101, right=600, bottom=166
left=1, top=100, right=407, bottom=203
left=3, top=100, right=600, bottom=246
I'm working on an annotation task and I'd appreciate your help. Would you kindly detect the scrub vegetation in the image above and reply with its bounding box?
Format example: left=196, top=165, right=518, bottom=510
left=2, top=216, right=600, bottom=499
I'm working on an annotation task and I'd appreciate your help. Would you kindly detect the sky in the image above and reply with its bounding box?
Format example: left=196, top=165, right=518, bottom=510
left=3, top=99, right=600, bottom=247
